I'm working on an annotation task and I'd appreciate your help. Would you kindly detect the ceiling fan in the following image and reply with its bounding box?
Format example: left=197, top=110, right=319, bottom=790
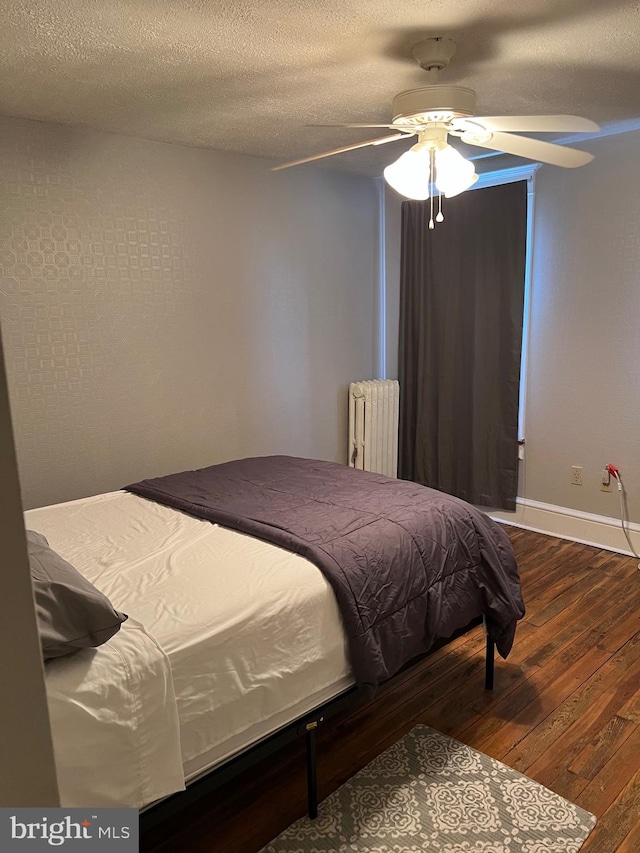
left=272, top=37, right=599, bottom=210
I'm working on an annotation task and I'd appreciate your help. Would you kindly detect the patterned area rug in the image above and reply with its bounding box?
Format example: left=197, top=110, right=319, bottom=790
left=261, top=726, right=595, bottom=852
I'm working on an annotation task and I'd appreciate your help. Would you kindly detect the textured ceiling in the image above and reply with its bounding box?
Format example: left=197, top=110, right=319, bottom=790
left=1, top=0, right=640, bottom=175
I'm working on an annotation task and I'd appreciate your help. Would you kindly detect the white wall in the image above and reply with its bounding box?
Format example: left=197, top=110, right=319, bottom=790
left=522, top=131, right=640, bottom=524
left=0, top=322, right=59, bottom=806
left=0, top=117, right=380, bottom=509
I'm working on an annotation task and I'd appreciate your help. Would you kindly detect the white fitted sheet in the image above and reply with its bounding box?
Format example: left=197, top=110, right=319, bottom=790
left=45, top=616, right=185, bottom=808
left=26, top=491, right=353, bottom=803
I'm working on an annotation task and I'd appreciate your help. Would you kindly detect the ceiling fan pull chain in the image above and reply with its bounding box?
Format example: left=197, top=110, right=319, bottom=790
left=436, top=192, right=444, bottom=223
left=429, top=148, right=435, bottom=229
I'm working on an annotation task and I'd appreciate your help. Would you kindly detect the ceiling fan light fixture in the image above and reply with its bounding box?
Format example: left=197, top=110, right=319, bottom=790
left=434, top=145, right=478, bottom=197
left=383, top=148, right=431, bottom=200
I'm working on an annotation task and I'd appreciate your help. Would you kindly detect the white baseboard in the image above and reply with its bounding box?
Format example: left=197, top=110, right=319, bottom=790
left=489, top=498, right=640, bottom=557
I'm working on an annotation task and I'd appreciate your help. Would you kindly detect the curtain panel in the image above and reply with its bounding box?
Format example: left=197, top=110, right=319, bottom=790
left=398, top=181, right=527, bottom=510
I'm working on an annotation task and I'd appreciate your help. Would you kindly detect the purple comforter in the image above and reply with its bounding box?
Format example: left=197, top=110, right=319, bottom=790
left=126, top=456, right=524, bottom=685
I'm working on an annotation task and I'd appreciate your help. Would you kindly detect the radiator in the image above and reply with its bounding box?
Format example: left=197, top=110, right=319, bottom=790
left=348, top=379, right=400, bottom=478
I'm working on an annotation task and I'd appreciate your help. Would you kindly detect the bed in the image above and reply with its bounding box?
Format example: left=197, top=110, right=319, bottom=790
left=25, top=455, right=524, bottom=810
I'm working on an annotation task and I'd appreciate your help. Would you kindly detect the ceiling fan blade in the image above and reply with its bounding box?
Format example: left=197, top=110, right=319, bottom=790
left=270, top=133, right=409, bottom=171
left=461, top=130, right=594, bottom=168
left=458, top=114, right=600, bottom=134
left=307, top=123, right=399, bottom=129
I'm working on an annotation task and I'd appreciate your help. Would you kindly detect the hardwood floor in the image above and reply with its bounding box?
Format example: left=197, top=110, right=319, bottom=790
left=142, top=528, right=640, bottom=852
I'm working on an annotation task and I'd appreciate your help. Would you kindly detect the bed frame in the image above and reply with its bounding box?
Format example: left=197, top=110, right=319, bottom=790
left=140, top=621, right=495, bottom=834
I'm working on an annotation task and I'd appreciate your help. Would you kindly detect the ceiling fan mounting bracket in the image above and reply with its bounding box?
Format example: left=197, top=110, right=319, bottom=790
left=411, top=37, right=457, bottom=72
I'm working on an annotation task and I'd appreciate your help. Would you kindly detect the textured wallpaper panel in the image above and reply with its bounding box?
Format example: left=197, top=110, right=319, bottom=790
left=0, top=118, right=378, bottom=508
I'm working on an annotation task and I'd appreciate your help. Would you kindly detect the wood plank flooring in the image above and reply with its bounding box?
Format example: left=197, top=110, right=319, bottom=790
left=142, top=528, right=640, bottom=852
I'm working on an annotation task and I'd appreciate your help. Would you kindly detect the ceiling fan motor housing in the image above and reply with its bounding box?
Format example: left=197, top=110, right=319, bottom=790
left=392, top=86, right=477, bottom=125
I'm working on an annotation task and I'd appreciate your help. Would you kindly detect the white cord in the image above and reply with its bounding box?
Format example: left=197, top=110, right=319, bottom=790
left=612, top=471, right=640, bottom=570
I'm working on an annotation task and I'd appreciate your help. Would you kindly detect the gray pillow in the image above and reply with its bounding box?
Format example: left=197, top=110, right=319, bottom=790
left=27, top=530, right=128, bottom=660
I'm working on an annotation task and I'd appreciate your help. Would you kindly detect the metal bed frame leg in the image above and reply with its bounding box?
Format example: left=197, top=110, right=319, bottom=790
left=485, top=636, right=495, bottom=690
left=302, top=633, right=492, bottom=820
left=305, top=722, right=318, bottom=819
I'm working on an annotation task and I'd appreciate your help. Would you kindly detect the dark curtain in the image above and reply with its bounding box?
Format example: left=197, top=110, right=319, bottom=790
left=399, top=181, right=527, bottom=510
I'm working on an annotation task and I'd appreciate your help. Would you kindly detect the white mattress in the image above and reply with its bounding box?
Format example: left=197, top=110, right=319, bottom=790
left=26, top=491, right=353, bottom=806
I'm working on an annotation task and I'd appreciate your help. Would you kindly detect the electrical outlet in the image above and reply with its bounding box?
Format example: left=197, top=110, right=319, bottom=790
left=571, top=466, right=583, bottom=486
